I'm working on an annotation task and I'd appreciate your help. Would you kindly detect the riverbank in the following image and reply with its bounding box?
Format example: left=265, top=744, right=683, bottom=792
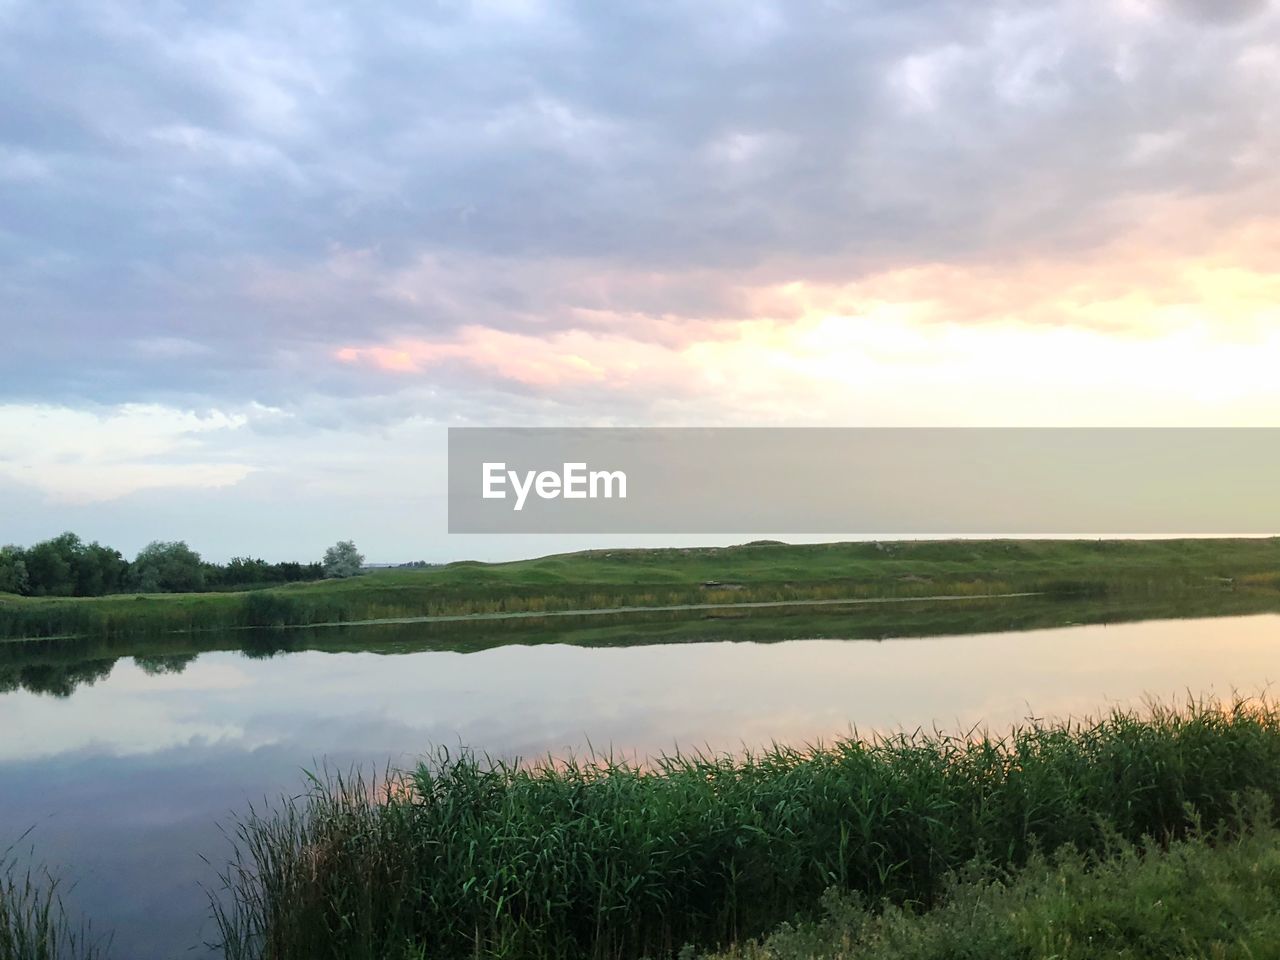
left=213, top=697, right=1280, bottom=960
left=7, top=588, right=1280, bottom=699
left=715, top=809, right=1280, bottom=960
left=2, top=537, right=1278, bottom=640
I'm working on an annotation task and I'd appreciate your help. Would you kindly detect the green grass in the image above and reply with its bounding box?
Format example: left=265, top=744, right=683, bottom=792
left=717, top=804, right=1280, bottom=960
left=213, top=697, right=1280, bottom=960
left=2, top=538, right=1279, bottom=640
left=1, top=843, right=106, bottom=960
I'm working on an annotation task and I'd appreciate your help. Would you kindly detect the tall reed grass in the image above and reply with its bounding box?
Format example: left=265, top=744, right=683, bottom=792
left=214, top=697, right=1280, bottom=960
left=720, top=793, right=1280, bottom=960
left=0, top=580, right=1017, bottom=640
left=0, top=843, right=107, bottom=960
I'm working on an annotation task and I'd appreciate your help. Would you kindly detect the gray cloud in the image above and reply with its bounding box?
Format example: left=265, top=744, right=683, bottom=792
left=2, top=0, right=1279, bottom=414
left=1165, top=0, right=1269, bottom=24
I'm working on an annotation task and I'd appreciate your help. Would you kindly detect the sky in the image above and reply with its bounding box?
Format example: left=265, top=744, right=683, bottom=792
left=2, top=0, right=1279, bottom=561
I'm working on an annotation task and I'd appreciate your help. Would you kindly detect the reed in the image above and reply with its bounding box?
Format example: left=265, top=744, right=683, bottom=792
left=214, top=696, right=1280, bottom=960
left=721, top=793, right=1280, bottom=959
left=0, top=843, right=107, bottom=960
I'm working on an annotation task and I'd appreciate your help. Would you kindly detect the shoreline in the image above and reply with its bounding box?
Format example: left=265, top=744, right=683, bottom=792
left=2, top=537, right=1277, bottom=641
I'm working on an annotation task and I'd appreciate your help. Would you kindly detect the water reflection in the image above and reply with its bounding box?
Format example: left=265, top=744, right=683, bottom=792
left=134, top=654, right=200, bottom=676
left=5, top=588, right=1279, bottom=699
left=1, top=600, right=1279, bottom=958
left=0, top=658, right=115, bottom=697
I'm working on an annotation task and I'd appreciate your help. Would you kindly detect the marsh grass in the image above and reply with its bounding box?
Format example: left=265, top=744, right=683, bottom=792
left=0, top=840, right=107, bottom=960
left=213, top=697, right=1280, bottom=960
left=721, top=794, right=1280, bottom=959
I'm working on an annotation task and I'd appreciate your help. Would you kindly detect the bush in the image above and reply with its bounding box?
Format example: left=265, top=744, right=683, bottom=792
left=322, top=540, right=365, bottom=579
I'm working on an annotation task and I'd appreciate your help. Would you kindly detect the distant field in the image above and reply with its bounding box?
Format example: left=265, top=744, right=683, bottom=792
left=2, top=538, right=1278, bottom=640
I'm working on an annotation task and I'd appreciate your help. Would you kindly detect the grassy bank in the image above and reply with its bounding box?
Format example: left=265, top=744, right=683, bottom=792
left=214, top=698, right=1280, bottom=960
left=3, top=538, right=1279, bottom=640
left=718, top=808, right=1280, bottom=960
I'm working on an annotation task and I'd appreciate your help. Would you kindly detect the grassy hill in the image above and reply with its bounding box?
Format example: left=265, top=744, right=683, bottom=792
left=2, top=537, right=1279, bottom=640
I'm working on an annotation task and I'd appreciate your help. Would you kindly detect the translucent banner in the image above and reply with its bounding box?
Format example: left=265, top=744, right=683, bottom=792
left=447, top=428, right=1280, bottom=534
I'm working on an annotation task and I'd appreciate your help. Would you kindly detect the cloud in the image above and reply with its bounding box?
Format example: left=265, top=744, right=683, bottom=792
left=2, top=0, right=1280, bottom=546
left=334, top=325, right=679, bottom=389
left=0, top=404, right=254, bottom=502
left=1164, top=0, right=1269, bottom=24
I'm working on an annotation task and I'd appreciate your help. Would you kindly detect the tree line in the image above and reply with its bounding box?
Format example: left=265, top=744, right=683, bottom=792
left=0, top=533, right=364, bottom=597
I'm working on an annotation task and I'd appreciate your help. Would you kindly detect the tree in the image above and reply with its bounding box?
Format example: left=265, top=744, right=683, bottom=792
left=322, top=540, right=364, bottom=578
left=222, top=556, right=271, bottom=586
left=0, top=535, right=127, bottom=597
left=23, top=534, right=78, bottom=596
left=75, top=541, right=127, bottom=596
left=0, top=545, right=29, bottom=595
left=129, top=541, right=206, bottom=593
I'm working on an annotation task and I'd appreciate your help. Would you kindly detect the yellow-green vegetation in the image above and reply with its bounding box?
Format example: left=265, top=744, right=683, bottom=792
left=717, top=809, right=1280, bottom=960
left=213, top=698, right=1280, bottom=960
left=2, top=538, right=1279, bottom=640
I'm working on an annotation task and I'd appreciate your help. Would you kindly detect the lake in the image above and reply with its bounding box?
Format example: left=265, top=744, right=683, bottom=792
left=2, top=602, right=1279, bottom=958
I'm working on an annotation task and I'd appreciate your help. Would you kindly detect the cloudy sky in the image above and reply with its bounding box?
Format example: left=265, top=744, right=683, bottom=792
left=2, top=0, right=1279, bottom=561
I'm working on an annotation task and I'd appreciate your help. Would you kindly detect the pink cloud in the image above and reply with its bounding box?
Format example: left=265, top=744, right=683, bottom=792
left=334, top=325, right=674, bottom=389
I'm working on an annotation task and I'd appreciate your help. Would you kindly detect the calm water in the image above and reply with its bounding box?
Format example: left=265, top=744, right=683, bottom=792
left=2, top=610, right=1280, bottom=958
